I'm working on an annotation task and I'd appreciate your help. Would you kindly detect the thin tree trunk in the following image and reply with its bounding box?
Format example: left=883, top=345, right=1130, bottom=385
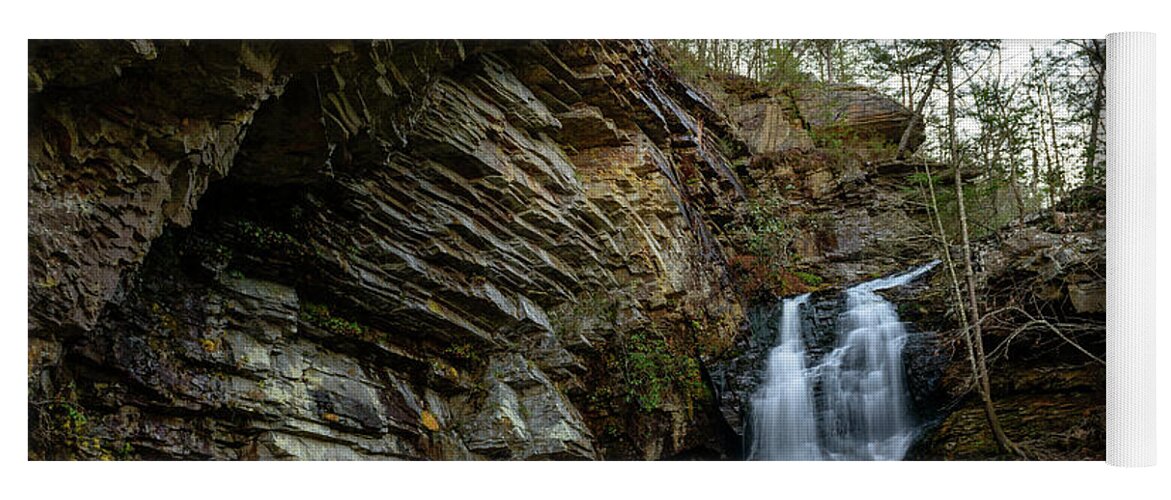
left=713, top=39, right=722, bottom=73
left=984, top=135, right=999, bottom=222
left=922, top=162, right=981, bottom=393
left=902, top=72, right=910, bottom=108
left=1042, top=79, right=1065, bottom=201
left=944, top=41, right=1026, bottom=458
left=826, top=42, right=835, bottom=83
left=1006, top=132, right=1026, bottom=224
left=989, top=85, right=1027, bottom=224
left=1035, top=98, right=1057, bottom=214
left=1085, top=40, right=1105, bottom=185
left=1029, top=128, right=1042, bottom=198
left=896, top=60, right=943, bottom=159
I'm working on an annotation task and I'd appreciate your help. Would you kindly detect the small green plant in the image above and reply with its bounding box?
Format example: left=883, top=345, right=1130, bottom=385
left=301, top=302, right=366, bottom=337
left=905, top=172, right=933, bottom=185
left=809, top=127, right=848, bottom=150
left=31, top=395, right=133, bottom=461
left=716, top=136, right=739, bottom=159
left=61, top=403, right=87, bottom=440
left=549, top=291, right=621, bottom=340
left=233, top=219, right=304, bottom=257
left=187, top=239, right=234, bottom=270
left=116, top=442, right=134, bottom=459
left=603, top=423, right=622, bottom=439
left=793, top=271, right=824, bottom=287
left=444, top=343, right=482, bottom=365
left=731, top=196, right=806, bottom=298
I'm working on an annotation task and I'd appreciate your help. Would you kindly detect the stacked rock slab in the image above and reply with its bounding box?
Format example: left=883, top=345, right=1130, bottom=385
left=29, top=40, right=753, bottom=460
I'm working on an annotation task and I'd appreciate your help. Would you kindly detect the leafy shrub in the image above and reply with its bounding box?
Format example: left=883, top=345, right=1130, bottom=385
left=793, top=271, right=824, bottom=287
left=739, top=197, right=793, bottom=262
left=616, top=331, right=706, bottom=413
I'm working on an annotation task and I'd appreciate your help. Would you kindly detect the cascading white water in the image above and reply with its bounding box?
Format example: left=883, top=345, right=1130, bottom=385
left=748, top=262, right=939, bottom=461
left=747, top=294, right=821, bottom=460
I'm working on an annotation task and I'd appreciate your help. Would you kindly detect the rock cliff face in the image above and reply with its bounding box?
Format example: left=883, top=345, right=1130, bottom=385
left=29, top=40, right=753, bottom=460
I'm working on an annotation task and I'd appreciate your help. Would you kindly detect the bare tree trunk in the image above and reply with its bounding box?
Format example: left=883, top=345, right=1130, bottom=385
left=896, top=60, right=942, bottom=159
left=734, top=39, right=742, bottom=74
left=1034, top=95, right=1058, bottom=215
left=984, top=135, right=999, bottom=222
left=1008, top=135, right=1026, bottom=225
left=902, top=72, right=910, bottom=108
left=712, top=39, right=722, bottom=73
left=922, top=162, right=981, bottom=394
left=989, top=85, right=1027, bottom=224
left=944, top=40, right=1026, bottom=459
left=810, top=40, right=836, bottom=82
left=826, top=41, right=835, bottom=83
left=1042, top=79, right=1065, bottom=201
left=1085, top=39, right=1106, bottom=185
left=998, top=113, right=1026, bottom=225
left=1029, top=128, right=1042, bottom=199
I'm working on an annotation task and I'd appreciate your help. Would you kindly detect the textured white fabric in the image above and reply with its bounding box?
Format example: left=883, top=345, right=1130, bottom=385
left=1106, top=31, right=1156, bottom=467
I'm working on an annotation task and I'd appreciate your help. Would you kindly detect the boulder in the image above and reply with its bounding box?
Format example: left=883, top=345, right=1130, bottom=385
left=794, top=84, right=925, bottom=153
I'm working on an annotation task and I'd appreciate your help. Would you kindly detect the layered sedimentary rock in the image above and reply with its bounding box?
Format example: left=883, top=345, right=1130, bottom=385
left=715, top=73, right=931, bottom=287
left=29, top=40, right=753, bottom=460
left=29, top=40, right=287, bottom=336
left=792, top=84, right=926, bottom=149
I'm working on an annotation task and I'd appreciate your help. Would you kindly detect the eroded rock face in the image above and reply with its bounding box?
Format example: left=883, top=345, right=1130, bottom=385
left=727, top=97, right=813, bottom=155
left=29, top=40, right=749, bottom=460
left=458, top=353, right=596, bottom=459
left=792, top=84, right=926, bottom=153
left=723, top=75, right=931, bottom=286
left=29, top=41, right=286, bottom=336
left=715, top=75, right=926, bottom=159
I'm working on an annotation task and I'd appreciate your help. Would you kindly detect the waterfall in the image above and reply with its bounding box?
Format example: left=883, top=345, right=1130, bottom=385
left=748, top=261, right=939, bottom=461
left=747, top=293, right=820, bottom=460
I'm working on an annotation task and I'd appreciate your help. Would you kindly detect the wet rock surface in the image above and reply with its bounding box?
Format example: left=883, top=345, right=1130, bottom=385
left=710, top=266, right=944, bottom=451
